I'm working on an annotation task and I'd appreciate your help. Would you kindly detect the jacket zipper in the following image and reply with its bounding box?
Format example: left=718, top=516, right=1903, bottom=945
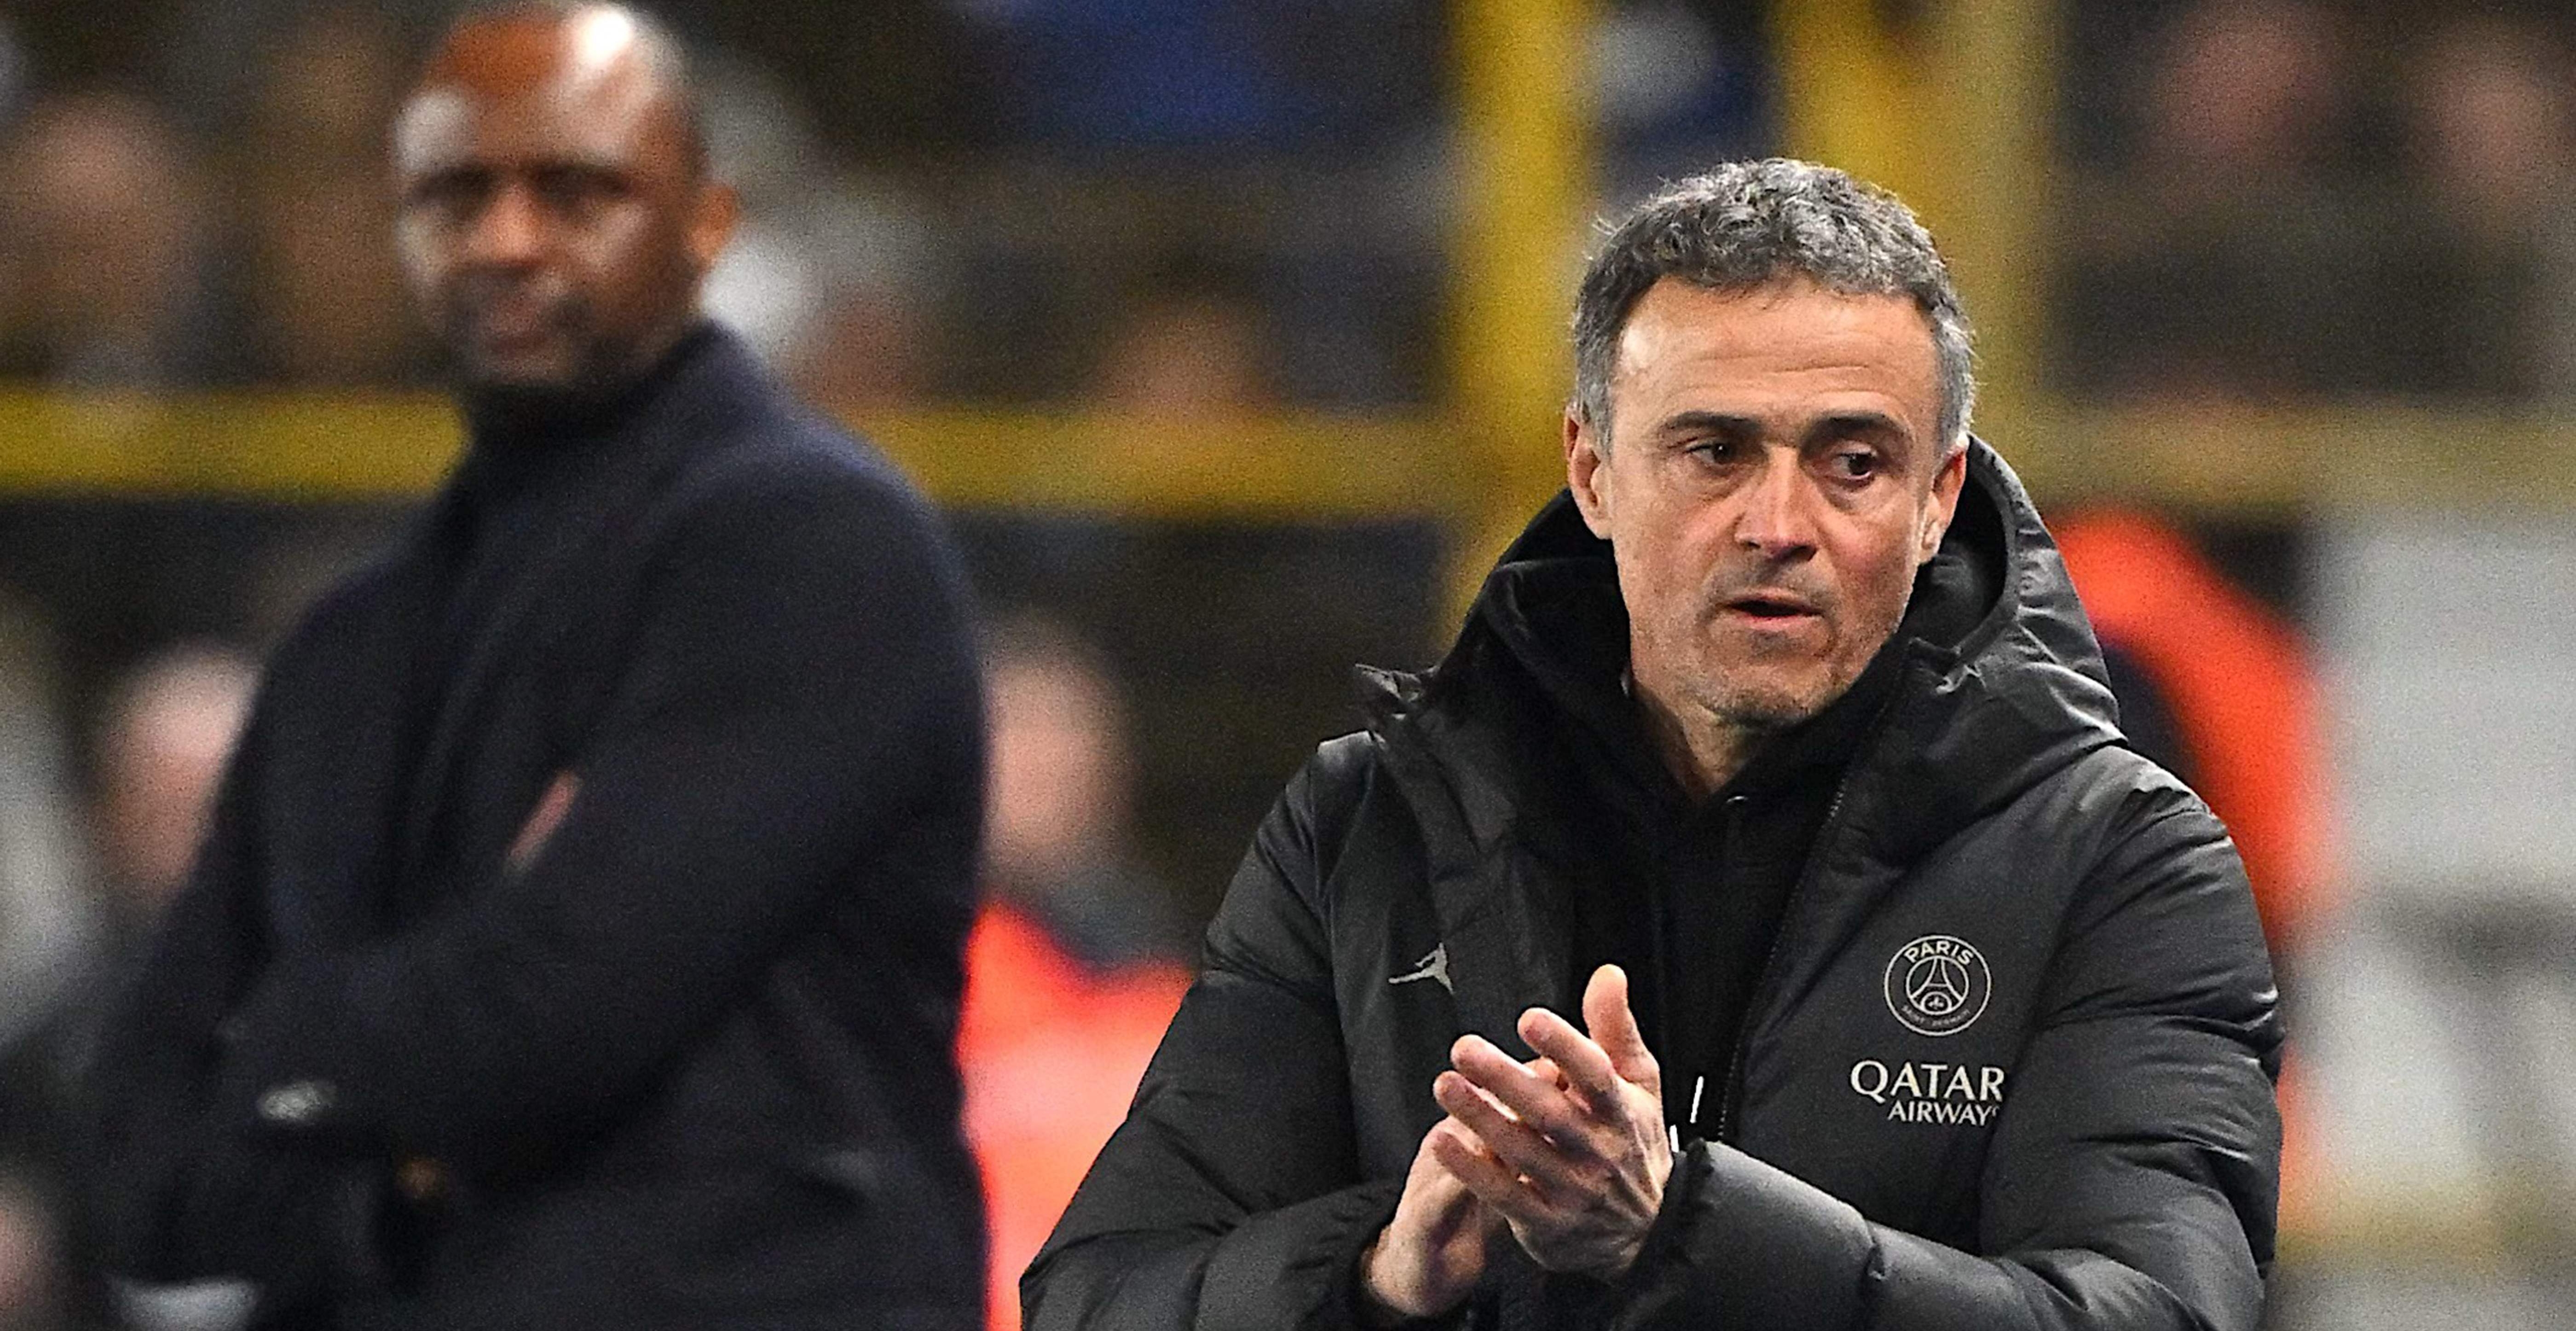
left=1687, top=791, right=1750, bottom=1138
left=1710, top=658, right=1915, bottom=1143
left=1711, top=766, right=1858, bottom=1145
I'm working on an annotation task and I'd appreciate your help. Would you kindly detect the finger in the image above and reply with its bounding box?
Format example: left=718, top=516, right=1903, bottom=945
left=1451, top=1035, right=1596, bottom=1147
left=1516, top=1007, right=1624, bottom=1108
left=1407, top=1123, right=1485, bottom=1225
left=1420, top=1121, right=1504, bottom=1222
left=1433, top=1070, right=1576, bottom=1186
left=1583, top=964, right=1661, bottom=1096
left=1426, top=1116, right=1550, bottom=1225
left=507, top=771, right=581, bottom=872
left=1433, top=1071, right=1583, bottom=1197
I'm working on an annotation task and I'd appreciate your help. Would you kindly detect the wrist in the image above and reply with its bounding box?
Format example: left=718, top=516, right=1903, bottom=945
left=1356, top=1233, right=1415, bottom=1327
left=1614, top=1137, right=1708, bottom=1288
left=1356, top=1229, right=1462, bottom=1328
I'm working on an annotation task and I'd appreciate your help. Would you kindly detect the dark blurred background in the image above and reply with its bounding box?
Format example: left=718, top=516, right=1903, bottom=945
left=3, top=1, right=2574, bottom=1327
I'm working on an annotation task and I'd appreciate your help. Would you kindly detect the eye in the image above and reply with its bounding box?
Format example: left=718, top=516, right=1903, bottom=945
left=1825, top=447, right=1879, bottom=481
left=1685, top=436, right=1744, bottom=466
left=531, top=165, right=629, bottom=217
left=404, top=170, right=491, bottom=221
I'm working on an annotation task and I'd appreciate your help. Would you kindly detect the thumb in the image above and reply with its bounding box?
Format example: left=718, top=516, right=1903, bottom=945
left=1583, top=964, right=1658, bottom=1095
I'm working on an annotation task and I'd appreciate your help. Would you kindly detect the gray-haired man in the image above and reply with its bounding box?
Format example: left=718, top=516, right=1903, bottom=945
left=1025, top=160, right=2281, bottom=1331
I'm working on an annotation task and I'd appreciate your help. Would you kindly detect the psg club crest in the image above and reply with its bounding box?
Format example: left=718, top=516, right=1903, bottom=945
left=1883, top=935, right=1991, bottom=1037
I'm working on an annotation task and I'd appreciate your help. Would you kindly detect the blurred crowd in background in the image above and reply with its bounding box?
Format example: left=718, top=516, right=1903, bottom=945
left=0, top=0, right=2572, bottom=1328
left=5, top=0, right=2571, bottom=407
left=2056, top=0, right=2576, bottom=405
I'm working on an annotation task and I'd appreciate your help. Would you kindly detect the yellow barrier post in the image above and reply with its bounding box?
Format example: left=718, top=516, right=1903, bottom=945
left=1446, top=0, right=1598, bottom=622
left=1915, top=0, right=2057, bottom=487
left=1773, top=0, right=2054, bottom=483
left=1771, top=0, right=1929, bottom=206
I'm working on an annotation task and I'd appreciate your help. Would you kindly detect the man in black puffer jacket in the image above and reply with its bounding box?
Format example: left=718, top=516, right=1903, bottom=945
left=1026, top=161, right=2281, bottom=1331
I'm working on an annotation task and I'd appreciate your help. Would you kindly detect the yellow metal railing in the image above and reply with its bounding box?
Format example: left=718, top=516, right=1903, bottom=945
left=17, top=385, right=2572, bottom=520
left=0, top=390, right=1464, bottom=517
left=0, top=392, right=460, bottom=498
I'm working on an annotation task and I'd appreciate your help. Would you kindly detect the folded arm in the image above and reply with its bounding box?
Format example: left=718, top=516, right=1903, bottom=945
left=208, top=465, right=981, bottom=1170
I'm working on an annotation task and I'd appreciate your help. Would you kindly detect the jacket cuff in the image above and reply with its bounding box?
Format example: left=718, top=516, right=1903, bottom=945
left=1196, top=1175, right=1404, bottom=1331
left=1633, top=1135, right=1713, bottom=1278
left=1530, top=1142, right=1712, bottom=1323
left=1614, top=1143, right=1875, bottom=1331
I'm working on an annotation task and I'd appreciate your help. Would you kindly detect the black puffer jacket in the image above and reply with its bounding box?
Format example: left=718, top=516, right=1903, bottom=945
left=1025, top=443, right=2282, bottom=1331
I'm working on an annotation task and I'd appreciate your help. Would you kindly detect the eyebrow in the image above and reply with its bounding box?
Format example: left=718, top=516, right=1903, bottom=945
left=400, top=153, right=638, bottom=191
left=1803, top=411, right=1909, bottom=446
left=1652, top=410, right=1761, bottom=441
left=1651, top=409, right=1912, bottom=445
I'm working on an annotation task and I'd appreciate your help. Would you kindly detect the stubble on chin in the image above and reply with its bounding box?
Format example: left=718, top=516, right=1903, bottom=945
left=1714, top=590, right=1915, bottom=735
left=1635, top=622, right=1802, bottom=759
left=1679, top=610, right=1871, bottom=738
left=1686, top=660, right=1834, bottom=741
left=1703, top=687, right=1813, bottom=736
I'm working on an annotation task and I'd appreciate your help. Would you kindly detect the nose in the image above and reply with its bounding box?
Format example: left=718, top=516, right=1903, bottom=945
left=1733, top=446, right=1820, bottom=561
left=462, top=181, right=545, bottom=269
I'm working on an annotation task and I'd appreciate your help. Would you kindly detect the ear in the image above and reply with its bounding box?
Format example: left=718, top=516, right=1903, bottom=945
left=1916, top=440, right=1969, bottom=564
left=685, top=180, right=741, bottom=274
left=1565, top=408, right=1614, bottom=539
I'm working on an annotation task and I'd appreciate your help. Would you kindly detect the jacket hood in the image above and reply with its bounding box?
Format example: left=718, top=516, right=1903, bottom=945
left=1361, top=440, right=2123, bottom=869
left=1854, top=440, right=2125, bottom=862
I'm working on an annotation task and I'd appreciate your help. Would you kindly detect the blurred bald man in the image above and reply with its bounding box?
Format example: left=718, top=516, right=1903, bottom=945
left=82, top=6, right=988, bottom=1328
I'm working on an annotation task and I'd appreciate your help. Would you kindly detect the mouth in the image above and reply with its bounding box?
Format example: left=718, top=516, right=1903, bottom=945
left=1721, top=591, right=1822, bottom=620
left=451, top=278, right=575, bottom=353
left=464, top=298, right=564, bottom=348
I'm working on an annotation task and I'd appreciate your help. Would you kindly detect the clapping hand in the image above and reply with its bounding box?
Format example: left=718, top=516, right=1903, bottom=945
left=1361, top=965, right=1674, bottom=1320
left=1431, top=964, right=1672, bottom=1280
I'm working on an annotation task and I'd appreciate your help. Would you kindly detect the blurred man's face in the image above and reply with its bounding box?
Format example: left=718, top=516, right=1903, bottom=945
left=95, top=652, right=255, bottom=919
left=984, top=658, right=1126, bottom=888
left=391, top=9, right=732, bottom=397
left=1568, top=278, right=1964, bottom=759
left=5, top=96, right=197, bottom=340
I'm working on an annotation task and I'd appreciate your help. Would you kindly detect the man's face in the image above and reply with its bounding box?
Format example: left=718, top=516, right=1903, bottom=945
left=1567, top=278, right=1965, bottom=737
left=391, top=13, right=732, bottom=395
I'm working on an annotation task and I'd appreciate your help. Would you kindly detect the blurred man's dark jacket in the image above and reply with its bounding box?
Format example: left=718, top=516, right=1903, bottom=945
left=81, top=326, right=988, bottom=1329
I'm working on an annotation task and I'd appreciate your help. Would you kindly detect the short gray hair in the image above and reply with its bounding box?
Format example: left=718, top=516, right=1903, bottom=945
left=1571, top=159, right=1974, bottom=450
